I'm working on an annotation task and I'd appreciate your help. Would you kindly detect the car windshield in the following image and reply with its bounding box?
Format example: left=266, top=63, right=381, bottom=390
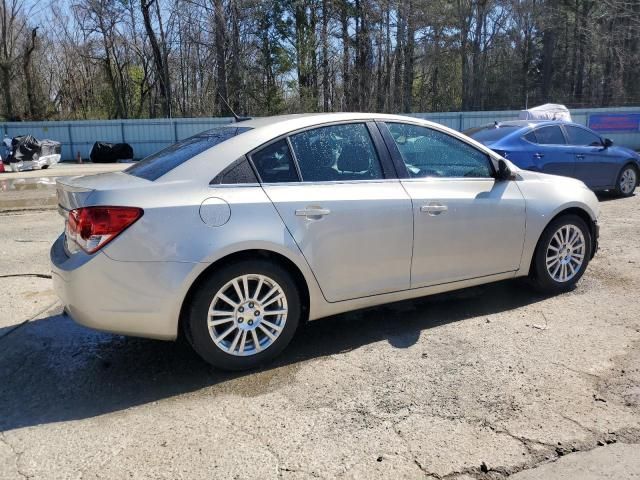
left=464, top=125, right=521, bottom=142
left=126, top=126, right=252, bottom=181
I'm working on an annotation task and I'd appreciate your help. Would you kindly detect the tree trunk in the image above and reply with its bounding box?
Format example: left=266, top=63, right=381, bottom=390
left=214, top=0, right=228, bottom=115
left=340, top=1, right=351, bottom=110
left=141, top=0, right=171, bottom=117
left=0, top=63, right=12, bottom=119
left=402, top=2, right=415, bottom=113
left=321, top=0, right=330, bottom=112
left=458, top=0, right=471, bottom=110
left=97, top=15, right=124, bottom=118
left=229, top=0, right=242, bottom=112
left=393, top=1, right=405, bottom=113
left=541, top=0, right=557, bottom=101
left=470, top=0, right=487, bottom=109
left=23, top=27, right=39, bottom=119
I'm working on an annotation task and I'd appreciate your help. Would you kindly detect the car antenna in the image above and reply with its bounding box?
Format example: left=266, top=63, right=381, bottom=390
left=218, top=93, right=251, bottom=122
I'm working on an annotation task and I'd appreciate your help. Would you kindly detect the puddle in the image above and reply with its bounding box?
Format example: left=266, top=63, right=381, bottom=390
left=0, top=177, right=58, bottom=209
left=0, top=176, right=57, bottom=192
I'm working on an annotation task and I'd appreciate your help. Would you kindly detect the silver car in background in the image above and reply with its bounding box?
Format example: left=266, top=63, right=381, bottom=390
left=51, top=113, right=600, bottom=370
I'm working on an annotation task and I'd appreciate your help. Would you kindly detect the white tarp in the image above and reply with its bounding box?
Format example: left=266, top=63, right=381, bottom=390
left=519, top=104, right=572, bottom=122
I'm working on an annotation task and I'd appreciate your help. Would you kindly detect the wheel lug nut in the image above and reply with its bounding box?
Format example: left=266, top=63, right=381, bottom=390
left=255, top=311, right=260, bottom=316
left=238, top=307, right=244, bottom=313
left=249, top=302, right=254, bottom=308
left=248, top=320, right=254, bottom=326
left=238, top=317, right=244, bottom=323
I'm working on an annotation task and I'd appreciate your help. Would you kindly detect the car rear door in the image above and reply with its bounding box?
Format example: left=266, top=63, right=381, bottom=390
left=380, top=121, right=526, bottom=288
left=251, top=122, right=413, bottom=302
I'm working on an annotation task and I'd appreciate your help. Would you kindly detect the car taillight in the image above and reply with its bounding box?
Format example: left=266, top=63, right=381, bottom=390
left=67, top=206, right=143, bottom=254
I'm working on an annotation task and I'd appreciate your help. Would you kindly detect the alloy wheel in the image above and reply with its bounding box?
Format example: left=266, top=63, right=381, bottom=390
left=620, top=168, right=637, bottom=195
left=207, top=274, right=288, bottom=356
left=545, top=224, right=586, bottom=283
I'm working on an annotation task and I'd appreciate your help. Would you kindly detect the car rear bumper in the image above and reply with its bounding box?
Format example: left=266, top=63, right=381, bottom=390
left=50, top=234, right=196, bottom=340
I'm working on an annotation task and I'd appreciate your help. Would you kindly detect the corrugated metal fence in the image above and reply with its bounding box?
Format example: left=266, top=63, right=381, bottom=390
left=1, top=106, right=638, bottom=161
left=0, top=117, right=234, bottom=161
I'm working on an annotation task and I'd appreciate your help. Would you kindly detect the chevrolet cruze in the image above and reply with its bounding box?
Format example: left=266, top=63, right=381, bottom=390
left=52, top=113, right=600, bottom=370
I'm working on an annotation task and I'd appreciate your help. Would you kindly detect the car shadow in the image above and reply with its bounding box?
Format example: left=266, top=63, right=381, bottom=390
left=0, top=279, right=552, bottom=432
left=596, top=191, right=634, bottom=202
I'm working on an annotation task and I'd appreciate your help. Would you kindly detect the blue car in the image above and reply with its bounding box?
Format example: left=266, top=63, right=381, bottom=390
left=464, top=120, right=640, bottom=197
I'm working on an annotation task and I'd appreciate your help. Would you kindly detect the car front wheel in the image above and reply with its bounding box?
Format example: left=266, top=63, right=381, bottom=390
left=185, top=259, right=301, bottom=370
left=615, top=164, right=637, bottom=197
left=530, top=214, right=592, bottom=293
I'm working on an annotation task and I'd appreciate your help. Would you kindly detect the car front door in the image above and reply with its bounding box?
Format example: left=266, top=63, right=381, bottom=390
left=563, top=125, right=619, bottom=188
left=380, top=122, right=526, bottom=288
left=251, top=122, right=413, bottom=302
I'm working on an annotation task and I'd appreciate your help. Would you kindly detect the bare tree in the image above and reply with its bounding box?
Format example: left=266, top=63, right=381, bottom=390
left=3, top=0, right=640, bottom=120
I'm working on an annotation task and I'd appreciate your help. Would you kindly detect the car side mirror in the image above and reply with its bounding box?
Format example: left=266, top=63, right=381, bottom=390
left=496, top=159, right=515, bottom=181
left=603, top=138, right=613, bottom=148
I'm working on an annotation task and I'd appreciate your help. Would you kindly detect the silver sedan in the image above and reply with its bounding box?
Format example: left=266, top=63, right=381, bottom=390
left=51, top=113, right=600, bottom=370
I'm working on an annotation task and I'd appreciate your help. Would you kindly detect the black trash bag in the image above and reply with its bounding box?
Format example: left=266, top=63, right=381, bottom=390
left=90, top=142, right=134, bottom=163
left=10, top=135, right=41, bottom=162
left=5, top=136, right=61, bottom=163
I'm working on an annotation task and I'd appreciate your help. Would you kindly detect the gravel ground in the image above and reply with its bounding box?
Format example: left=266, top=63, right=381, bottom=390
left=0, top=165, right=638, bottom=479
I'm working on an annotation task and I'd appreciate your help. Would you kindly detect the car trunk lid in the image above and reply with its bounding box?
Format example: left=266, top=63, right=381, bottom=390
left=56, top=172, right=147, bottom=216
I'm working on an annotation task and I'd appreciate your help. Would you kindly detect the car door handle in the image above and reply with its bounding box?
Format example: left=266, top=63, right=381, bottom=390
left=575, top=154, right=585, bottom=160
left=421, top=204, right=448, bottom=215
left=534, top=153, right=544, bottom=159
left=295, top=207, right=331, bottom=217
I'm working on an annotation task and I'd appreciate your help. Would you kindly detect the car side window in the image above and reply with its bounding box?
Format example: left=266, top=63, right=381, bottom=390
left=565, top=126, right=602, bottom=146
left=251, top=139, right=300, bottom=183
left=289, top=123, right=384, bottom=181
left=533, top=126, right=566, bottom=145
left=386, top=122, right=493, bottom=178
left=523, top=131, right=537, bottom=143
left=210, top=157, right=258, bottom=185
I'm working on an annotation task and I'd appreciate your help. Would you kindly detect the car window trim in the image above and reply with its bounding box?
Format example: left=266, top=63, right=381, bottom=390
left=376, top=120, right=498, bottom=180
left=400, top=177, right=497, bottom=184
left=248, top=119, right=396, bottom=184
left=366, top=121, right=398, bottom=179
left=285, top=137, right=304, bottom=180
left=375, top=120, right=410, bottom=178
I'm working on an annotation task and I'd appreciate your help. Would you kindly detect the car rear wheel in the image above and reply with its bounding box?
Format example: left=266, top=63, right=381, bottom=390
left=185, top=259, right=301, bottom=370
left=615, top=164, right=637, bottom=197
left=530, top=214, right=591, bottom=293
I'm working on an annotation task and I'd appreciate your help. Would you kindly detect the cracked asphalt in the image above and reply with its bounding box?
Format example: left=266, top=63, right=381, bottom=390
left=1, top=164, right=639, bottom=479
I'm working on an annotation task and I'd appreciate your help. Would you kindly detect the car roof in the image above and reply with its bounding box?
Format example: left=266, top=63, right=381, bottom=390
left=232, top=112, right=422, bottom=129
left=163, top=112, right=500, bottom=182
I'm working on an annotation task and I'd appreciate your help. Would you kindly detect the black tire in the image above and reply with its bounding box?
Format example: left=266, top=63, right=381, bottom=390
left=614, top=163, right=637, bottom=197
left=185, top=259, right=301, bottom=371
left=529, top=214, right=592, bottom=294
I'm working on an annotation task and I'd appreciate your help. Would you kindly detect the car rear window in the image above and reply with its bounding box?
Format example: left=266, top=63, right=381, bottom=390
left=464, top=125, right=521, bottom=142
left=125, top=126, right=252, bottom=181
